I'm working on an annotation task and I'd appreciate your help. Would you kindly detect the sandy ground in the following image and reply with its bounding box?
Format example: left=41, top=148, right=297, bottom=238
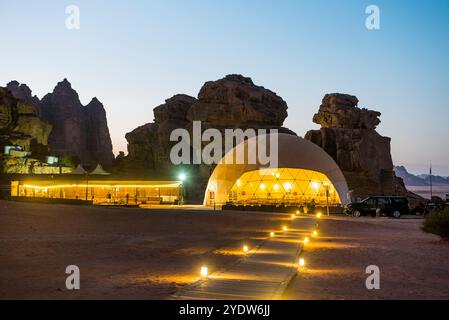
left=283, top=215, right=449, bottom=300
left=0, top=200, right=289, bottom=299
left=1, top=200, right=448, bottom=300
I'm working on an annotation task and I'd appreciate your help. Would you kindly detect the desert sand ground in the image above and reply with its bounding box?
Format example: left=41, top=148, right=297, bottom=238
left=1, top=200, right=448, bottom=300
left=283, top=215, right=449, bottom=300
left=0, top=200, right=290, bottom=299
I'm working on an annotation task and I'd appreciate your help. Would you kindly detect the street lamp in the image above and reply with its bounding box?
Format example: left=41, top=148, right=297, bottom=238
left=178, top=173, right=186, bottom=205
left=323, top=182, right=330, bottom=216
left=178, top=173, right=186, bottom=182
left=200, top=265, right=208, bottom=277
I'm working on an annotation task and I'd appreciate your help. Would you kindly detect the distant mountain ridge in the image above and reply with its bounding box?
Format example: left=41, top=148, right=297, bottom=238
left=394, top=165, right=449, bottom=186
left=6, top=80, right=114, bottom=168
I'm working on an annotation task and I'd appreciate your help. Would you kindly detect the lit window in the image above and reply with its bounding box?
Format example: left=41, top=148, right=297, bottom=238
left=284, top=182, right=293, bottom=191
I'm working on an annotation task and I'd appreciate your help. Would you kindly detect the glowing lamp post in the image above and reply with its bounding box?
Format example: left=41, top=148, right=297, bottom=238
left=312, top=230, right=318, bottom=237
left=200, top=266, right=208, bottom=277
left=324, top=182, right=330, bottom=216
left=178, top=173, right=186, bottom=205
left=178, top=173, right=186, bottom=182
left=298, top=258, right=305, bottom=267
left=243, top=245, right=249, bottom=253
left=316, top=212, right=322, bottom=219
left=303, top=237, right=310, bottom=244
left=270, top=232, right=275, bottom=237
left=283, top=226, right=288, bottom=231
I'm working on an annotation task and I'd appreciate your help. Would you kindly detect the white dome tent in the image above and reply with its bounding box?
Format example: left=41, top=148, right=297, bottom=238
left=203, top=133, right=350, bottom=207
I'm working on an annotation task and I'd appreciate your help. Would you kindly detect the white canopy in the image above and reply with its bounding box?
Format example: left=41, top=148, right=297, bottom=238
left=71, top=164, right=87, bottom=175
left=89, top=164, right=110, bottom=176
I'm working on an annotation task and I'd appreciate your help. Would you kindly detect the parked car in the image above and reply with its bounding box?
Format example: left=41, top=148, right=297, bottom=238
left=344, top=196, right=410, bottom=218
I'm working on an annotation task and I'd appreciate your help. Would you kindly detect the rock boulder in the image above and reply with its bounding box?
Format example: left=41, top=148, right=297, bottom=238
left=305, top=93, right=407, bottom=200
left=0, top=86, right=51, bottom=157
left=187, top=74, right=288, bottom=127
left=123, top=75, right=295, bottom=202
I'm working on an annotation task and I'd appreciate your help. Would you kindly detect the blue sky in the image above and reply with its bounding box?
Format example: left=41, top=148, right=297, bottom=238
left=1, top=0, right=448, bottom=175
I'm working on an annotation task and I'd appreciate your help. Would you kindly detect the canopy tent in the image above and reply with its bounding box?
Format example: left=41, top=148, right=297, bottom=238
left=89, top=164, right=110, bottom=176
left=71, top=164, right=87, bottom=175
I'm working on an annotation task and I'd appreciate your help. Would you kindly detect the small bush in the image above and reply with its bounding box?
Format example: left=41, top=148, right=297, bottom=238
left=422, top=207, right=449, bottom=239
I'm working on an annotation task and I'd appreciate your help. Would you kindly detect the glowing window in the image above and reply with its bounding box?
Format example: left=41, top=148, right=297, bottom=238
left=228, top=168, right=341, bottom=205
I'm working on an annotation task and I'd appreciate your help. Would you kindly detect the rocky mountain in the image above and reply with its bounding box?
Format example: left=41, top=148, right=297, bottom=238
left=419, top=174, right=449, bottom=185
left=305, top=93, right=408, bottom=200
left=0, top=86, right=51, bottom=156
left=0, top=86, right=55, bottom=174
left=6, top=81, right=41, bottom=116
left=124, top=74, right=295, bottom=201
left=6, top=80, right=114, bottom=168
left=394, top=165, right=449, bottom=186
left=393, top=166, right=428, bottom=186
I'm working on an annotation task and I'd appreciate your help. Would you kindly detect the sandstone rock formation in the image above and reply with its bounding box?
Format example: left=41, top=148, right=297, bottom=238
left=187, top=74, right=288, bottom=128
left=124, top=75, right=295, bottom=201
left=0, top=86, right=51, bottom=157
left=305, top=93, right=407, bottom=200
left=7, top=80, right=114, bottom=168
left=6, top=81, right=41, bottom=116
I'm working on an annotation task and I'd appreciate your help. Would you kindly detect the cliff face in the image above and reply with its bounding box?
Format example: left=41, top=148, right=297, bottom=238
left=305, top=93, right=407, bottom=199
left=125, top=75, right=294, bottom=171
left=85, top=97, right=114, bottom=168
left=0, top=86, right=51, bottom=157
left=124, top=75, right=295, bottom=201
left=187, top=74, right=288, bottom=127
left=7, top=80, right=114, bottom=168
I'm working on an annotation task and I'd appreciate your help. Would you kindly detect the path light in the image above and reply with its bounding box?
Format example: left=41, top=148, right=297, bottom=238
left=316, top=212, right=322, bottom=219
left=296, top=210, right=300, bottom=214
left=270, top=232, right=275, bottom=237
left=303, top=237, right=310, bottom=244
left=291, top=214, right=295, bottom=219
left=283, top=226, right=288, bottom=231
left=200, top=266, right=208, bottom=277
left=243, top=245, right=249, bottom=253
left=299, top=258, right=305, bottom=267
left=312, top=230, right=318, bottom=237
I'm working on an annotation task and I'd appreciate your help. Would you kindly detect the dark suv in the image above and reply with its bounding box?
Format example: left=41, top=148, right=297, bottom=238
left=345, top=196, right=410, bottom=218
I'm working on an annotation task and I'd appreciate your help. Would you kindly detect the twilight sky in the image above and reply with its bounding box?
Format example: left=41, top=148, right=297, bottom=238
left=1, top=0, right=448, bottom=175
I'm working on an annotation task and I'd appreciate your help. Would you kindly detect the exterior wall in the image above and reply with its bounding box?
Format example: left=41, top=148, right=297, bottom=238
left=11, top=180, right=181, bottom=205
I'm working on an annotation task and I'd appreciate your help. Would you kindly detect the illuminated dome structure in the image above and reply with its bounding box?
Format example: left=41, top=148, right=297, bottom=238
left=203, top=133, right=350, bottom=207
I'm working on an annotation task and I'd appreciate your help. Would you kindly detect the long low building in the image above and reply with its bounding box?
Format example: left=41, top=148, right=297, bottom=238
left=11, top=179, right=182, bottom=205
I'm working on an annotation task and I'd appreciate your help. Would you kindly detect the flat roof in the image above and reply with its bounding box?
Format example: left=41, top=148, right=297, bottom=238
left=13, top=180, right=181, bottom=188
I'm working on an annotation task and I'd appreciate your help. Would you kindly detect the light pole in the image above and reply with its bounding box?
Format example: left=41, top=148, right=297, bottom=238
left=323, top=182, right=330, bottom=216
left=178, top=173, right=186, bottom=205
left=85, top=172, right=89, bottom=201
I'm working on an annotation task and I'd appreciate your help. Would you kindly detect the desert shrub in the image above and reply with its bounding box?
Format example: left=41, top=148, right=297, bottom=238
left=422, top=207, right=449, bottom=239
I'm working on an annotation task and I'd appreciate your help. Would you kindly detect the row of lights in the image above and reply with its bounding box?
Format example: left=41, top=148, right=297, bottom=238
left=298, top=211, right=322, bottom=268
left=199, top=210, right=323, bottom=277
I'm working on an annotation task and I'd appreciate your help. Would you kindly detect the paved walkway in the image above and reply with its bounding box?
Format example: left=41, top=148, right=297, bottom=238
left=173, top=215, right=317, bottom=300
